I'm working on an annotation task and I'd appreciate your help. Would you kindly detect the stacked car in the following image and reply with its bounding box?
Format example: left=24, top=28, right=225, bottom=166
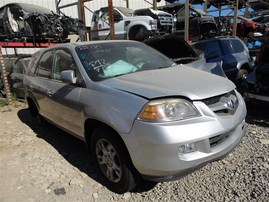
left=0, top=3, right=85, bottom=42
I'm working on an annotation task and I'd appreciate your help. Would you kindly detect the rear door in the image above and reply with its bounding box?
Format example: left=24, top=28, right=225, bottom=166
left=32, top=50, right=54, bottom=120
left=219, top=39, right=238, bottom=81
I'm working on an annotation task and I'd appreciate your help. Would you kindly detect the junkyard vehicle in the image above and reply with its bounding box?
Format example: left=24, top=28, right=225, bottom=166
left=228, top=16, right=258, bottom=38
left=8, top=56, right=31, bottom=98
left=191, top=36, right=254, bottom=83
left=144, top=35, right=226, bottom=77
left=249, top=0, right=269, bottom=10
left=252, top=15, right=269, bottom=36
left=159, top=4, right=217, bottom=40
left=214, top=16, right=232, bottom=36
left=91, top=7, right=173, bottom=41
left=187, top=0, right=245, bottom=9
left=242, top=42, right=269, bottom=102
left=0, top=3, right=85, bottom=42
left=133, top=8, right=173, bottom=35
left=0, top=56, right=30, bottom=98
left=24, top=40, right=247, bottom=193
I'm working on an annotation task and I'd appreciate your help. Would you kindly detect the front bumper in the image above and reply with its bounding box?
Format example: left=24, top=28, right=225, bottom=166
left=122, top=92, right=247, bottom=181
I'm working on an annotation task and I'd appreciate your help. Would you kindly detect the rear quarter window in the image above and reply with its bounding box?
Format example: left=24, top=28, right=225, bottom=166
left=220, top=40, right=233, bottom=55
left=231, top=39, right=245, bottom=53
left=205, top=40, right=222, bottom=57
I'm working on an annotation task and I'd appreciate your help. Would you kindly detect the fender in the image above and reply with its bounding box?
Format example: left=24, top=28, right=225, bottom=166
left=124, top=16, right=157, bottom=32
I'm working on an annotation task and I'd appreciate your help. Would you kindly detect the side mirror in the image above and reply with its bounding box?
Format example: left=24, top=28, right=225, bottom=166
left=60, top=70, right=77, bottom=84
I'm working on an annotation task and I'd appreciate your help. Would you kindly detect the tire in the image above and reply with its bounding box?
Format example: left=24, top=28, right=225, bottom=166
left=91, top=127, right=137, bottom=193
left=129, top=26, right=149, bottom=41
left=236, top=69, right=248, bottom=80
left=235, top=69, right=249, bottom=93
left=27, top=98, right=47, bottom=125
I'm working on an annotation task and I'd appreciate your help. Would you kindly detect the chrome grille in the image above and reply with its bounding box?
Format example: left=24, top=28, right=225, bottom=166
left=202, top=94, right=224, bottom=105
left=201, top=91, right=238, bottom=115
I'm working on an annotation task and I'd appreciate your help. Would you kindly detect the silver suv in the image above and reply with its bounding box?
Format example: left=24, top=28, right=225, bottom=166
left=23, top=40, right=247, bottom=193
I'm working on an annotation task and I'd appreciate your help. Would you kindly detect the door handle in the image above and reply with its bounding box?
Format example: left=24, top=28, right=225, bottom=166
left=47, top=90, right=52, bottom=97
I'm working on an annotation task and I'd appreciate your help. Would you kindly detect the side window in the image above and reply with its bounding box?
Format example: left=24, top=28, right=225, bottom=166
left=36, top=50, right=53, bottom=78
left=53, top=49, right=76, bottom=80
left=101, top=11, right=110, bottom=23
left=177, top=9, right=185, bottom=21
left=220, top=40, right=233, bottom=55
left=205, top=41, right=222, bottom=57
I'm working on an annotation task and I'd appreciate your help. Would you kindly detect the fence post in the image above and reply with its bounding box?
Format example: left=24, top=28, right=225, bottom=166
left=0, top=46, right=12, bottom=105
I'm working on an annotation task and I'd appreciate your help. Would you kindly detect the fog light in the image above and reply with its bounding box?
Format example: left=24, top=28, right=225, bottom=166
left=178, top=143, right=197, bottom=154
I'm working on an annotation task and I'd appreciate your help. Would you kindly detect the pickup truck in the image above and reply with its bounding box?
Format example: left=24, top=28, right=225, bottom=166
left=91, top=7, right=173, bottom=41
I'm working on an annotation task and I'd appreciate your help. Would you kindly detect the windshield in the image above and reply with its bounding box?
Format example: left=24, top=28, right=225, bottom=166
left=76, top=41, right=174, bottom=81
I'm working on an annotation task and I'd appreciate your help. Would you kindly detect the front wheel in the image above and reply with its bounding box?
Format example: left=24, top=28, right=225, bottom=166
left=236, top=69, right=248, bottom=80
left=129, top=26, right=150, bottom=41
left=91, top=127, right=137, bottom=193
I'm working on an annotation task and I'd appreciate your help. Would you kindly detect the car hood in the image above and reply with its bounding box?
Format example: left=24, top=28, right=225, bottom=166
left=101, top=65, right=235, bottom=100
left=144, top=35, right=199, bottom=64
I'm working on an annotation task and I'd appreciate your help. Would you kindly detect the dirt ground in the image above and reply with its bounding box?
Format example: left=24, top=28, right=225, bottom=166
left=0, top=101, right=268, bottom=201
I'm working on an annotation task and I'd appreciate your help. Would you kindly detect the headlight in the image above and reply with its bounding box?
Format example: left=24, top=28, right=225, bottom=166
left=138, top=98, right=201, bottom=122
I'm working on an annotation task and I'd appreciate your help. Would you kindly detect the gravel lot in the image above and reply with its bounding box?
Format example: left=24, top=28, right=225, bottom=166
left=0, top=102, right=268, bottom=202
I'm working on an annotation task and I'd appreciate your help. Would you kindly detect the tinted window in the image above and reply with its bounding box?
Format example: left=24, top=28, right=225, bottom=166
left=220, top=40, right=233, bottom=55
left=205, top=41, right=222, bottom=57
left=53, top=49, right=76, bottom=80
left=36, top=51, right=53, bottom=78
left=231, top=39, right=244, bottom=53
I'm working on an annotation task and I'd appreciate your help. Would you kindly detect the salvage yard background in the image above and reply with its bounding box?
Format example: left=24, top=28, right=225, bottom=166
left=1, top=0, right=166, bottom=27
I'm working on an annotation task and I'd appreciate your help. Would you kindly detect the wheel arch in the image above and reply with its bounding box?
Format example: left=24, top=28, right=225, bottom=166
left=240, top=63, right=250, bottom=72
left=128, top=24, right=152, bottom=41
left=26, top=95, right=39, bottom=117
left=84, top=119, right=130, bottom=158
left=84, top=118, right=141, bottom=180
left=128, top=25, right=144, bottom=39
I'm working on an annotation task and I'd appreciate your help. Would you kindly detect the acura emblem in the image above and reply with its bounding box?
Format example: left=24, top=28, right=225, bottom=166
left=226, top=100, right=235, bottom=110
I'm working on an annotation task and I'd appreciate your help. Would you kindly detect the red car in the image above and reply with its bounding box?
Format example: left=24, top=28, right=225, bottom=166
left=230, top=16, right=258, bottom=37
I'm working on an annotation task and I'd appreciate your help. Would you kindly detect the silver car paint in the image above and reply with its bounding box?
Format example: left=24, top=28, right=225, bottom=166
left=123, top=90, right=246, bottom=177
left=24, top=40, right=247, bottom=180
left=102, top=65, right=234, bottom=100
